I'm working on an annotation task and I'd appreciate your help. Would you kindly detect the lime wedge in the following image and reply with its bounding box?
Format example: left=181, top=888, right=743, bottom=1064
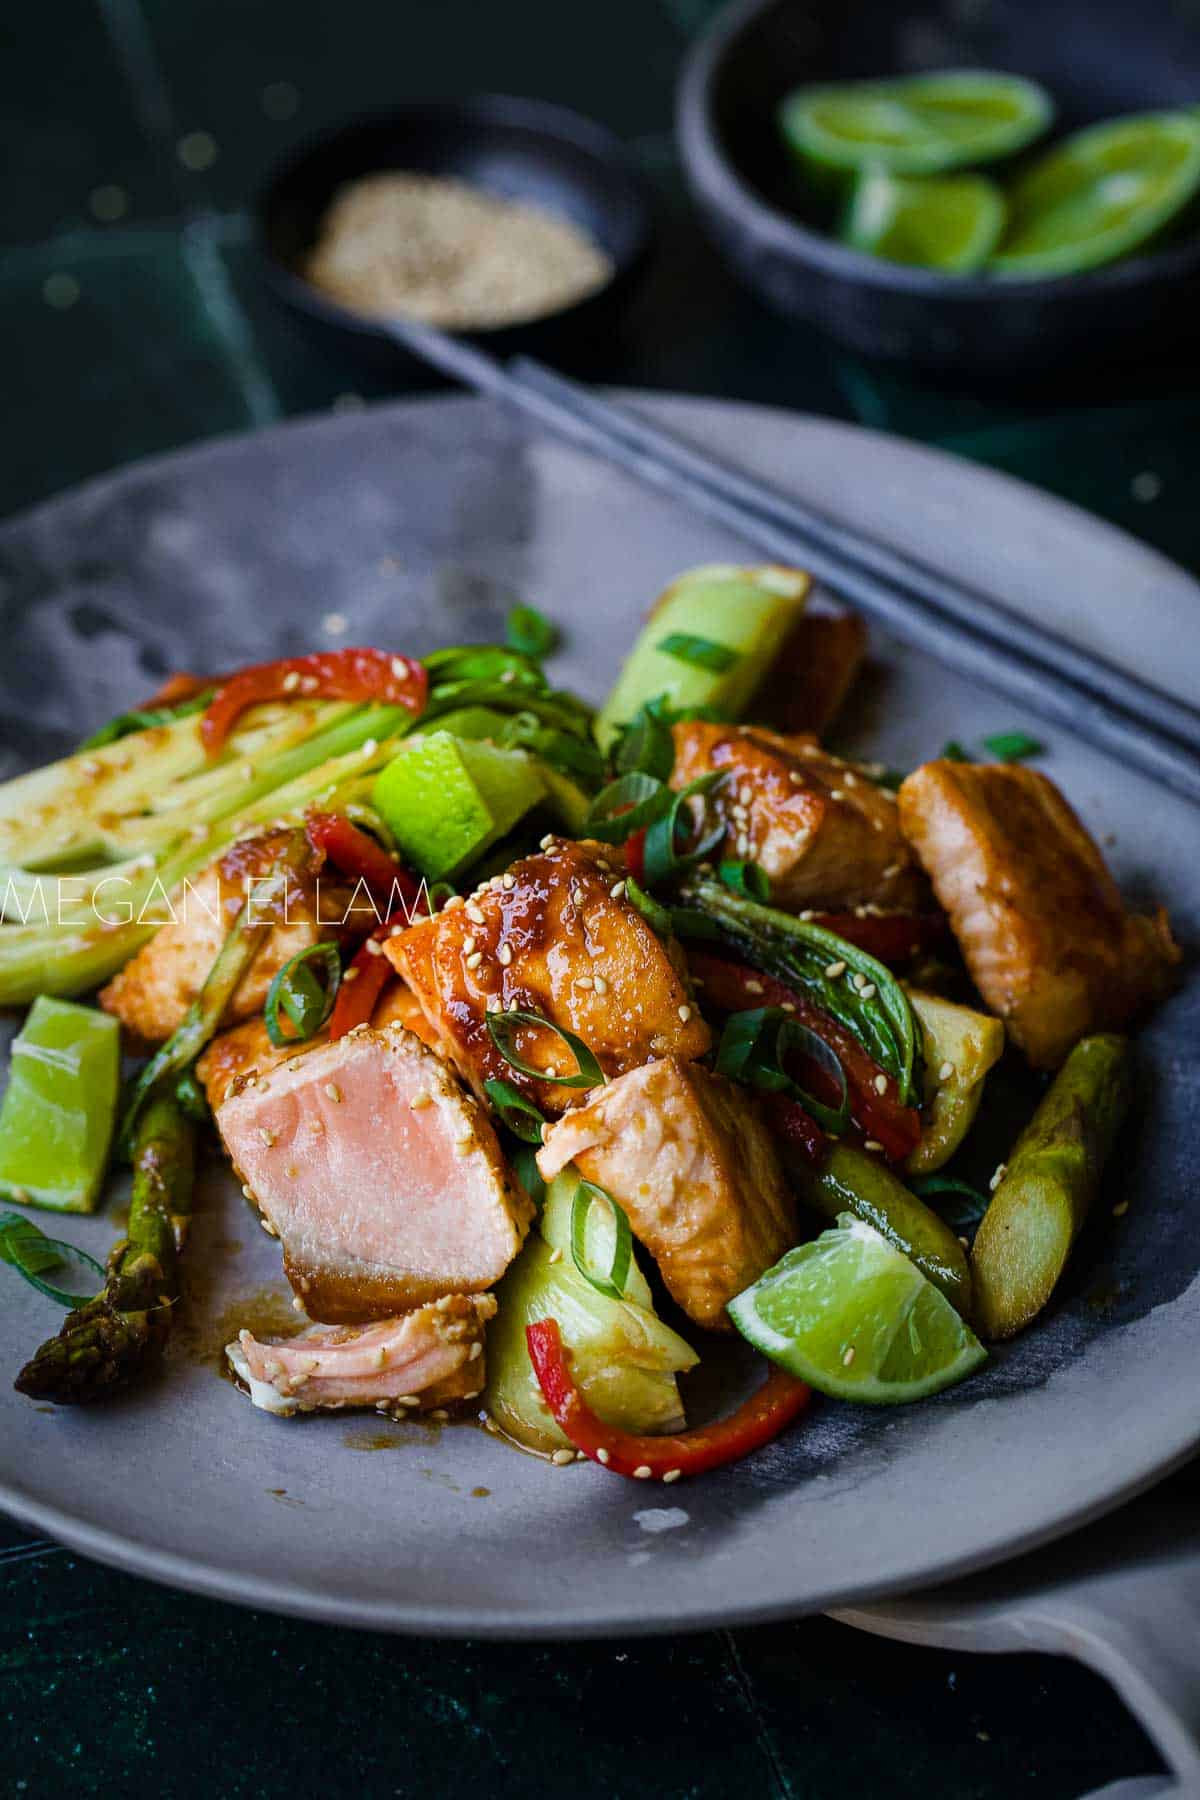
left=0, top=997, right=121, bottom=1213
left=781, top=70, right=1053, bottom=178
left=843, top=168, right=1005, bottom=271
left=991, top=111, right=1200, bottom=278
left=728, top=1213, right=986, bottom=1404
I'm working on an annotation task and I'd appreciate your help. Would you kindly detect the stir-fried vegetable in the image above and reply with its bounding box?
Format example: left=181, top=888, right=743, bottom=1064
left=200, top=648, right=427, bottom=752
left=263, top=943, right=342, bottom=1048
left=0, top=1211, right=105, bottom=1306
left=905, top=988, right=1006, bottom=1174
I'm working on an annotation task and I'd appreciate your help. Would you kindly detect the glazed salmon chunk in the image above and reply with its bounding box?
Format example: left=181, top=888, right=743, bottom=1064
left=213, top=1022, right=532, bottom=1322
left=898, top=761, right=1180, bottom=1068
left=100, top=828, right=356, bottom=1043
left=226, top=1295, right=495, bottom=1416
left=670, top=721, right=926, bottom=912
left=384, top=837, right=711, bottom=1116
left=538, top=1058, right=796, bottom=1331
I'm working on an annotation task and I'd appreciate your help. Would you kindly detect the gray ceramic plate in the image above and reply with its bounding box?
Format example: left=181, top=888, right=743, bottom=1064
left=0, top=395, right=1196, bottom=1638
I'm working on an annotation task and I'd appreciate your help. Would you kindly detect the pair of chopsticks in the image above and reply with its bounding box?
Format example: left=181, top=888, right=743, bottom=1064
left=388, top=317, right=1200, bottom=807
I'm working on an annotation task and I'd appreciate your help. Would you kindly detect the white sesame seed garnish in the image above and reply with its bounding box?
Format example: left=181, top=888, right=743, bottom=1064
left=662, top=1468, right=682, bottom=1484
left=242, top=1183, right=255, bottom=1199
left=282, top=670, right=301, bottom=692
left=863, top=1140, right=884, bottom=1153
left=576, top=975, right=594, bottom=991
left=540, top=834, right=557, bottom=850
left=365, top=936, right=383, bottom=955
left=842, top=1346, right=856, bottom=1367
left=824, top=960, right=847, bottom=979
left=882, top=863, right=901, bottom=880
left=735, top=836, right=750, bottom=858
left=678, top=1004, right=692, bottom=1023
left=593, top=975, right=609, bottom=996
left=501, top=871, right=516, bottom=889
left=873, top=1074, right=888, bottom=1096
left=743, top=979, right=764, bottom=995
left=860, top=982, right=877, bottom=1000
left=610, top=881, right=626, bottom=901
left=462, top=934, right=477, bottom=955
left=990, top=1163, right=1007, bottom=1192
left=497, top=942, right=513, bottom=966
left=469, top=1340, right=483, bottom=1360
left=548, top=1247, right=563, bottom=1264
left=258, top=1128, right=277, bottom=1146
left=292, top=1296, right=306, bottom=1314
left=633, top=1465, right=653, bottom=1480
left=465, top=950, right=483, bottom=971
left=938, top=1061, right=955, bottom=1082
left=595, top=1447, right=611, bottom=1465
left=830, top=788, right=845, bottom=802
left=1113, top=1200, right=1129, bottom=1216
left=465, top=902, right=485, bottom=925
left=552, top=1448, right=575, bottom=1466
left=360, top=738, right=378, bottom=758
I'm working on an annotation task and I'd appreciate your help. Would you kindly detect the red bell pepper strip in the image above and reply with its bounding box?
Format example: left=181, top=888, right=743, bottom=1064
left=806, top=911, right=946, bottom=966
left=525, top=1317, right=810, bottom=1482
left=200, top=648, right=427, bottom=753
left=688, top=951, right=921, bottom=1163
left=760, top=1094, right=827, bottom=1167
left=624, top=827, right=646, bottom=885
left=328, top=918, right=402, bottom=1039
left=305, top=812, right=424, bottom=918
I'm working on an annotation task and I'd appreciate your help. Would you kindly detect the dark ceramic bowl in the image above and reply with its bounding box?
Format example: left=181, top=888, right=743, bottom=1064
left=676, top=0, right=1200, bottom=376
left=258, top=95, right=652, bottom=368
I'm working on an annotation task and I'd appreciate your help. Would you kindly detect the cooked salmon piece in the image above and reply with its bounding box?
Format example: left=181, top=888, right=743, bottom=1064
left=898, top=761, right=1180, bottom=1068
left=384, top=838, right=710, bottom=1117
left=755, top=606, right=868, bottom=738
left=537, top=1058, right=796, bottom=1331
left=213, top=1022, right=532, bottom=1322
left=100, top=828, right=359, bottom=1044
left=670, top=721, right=926, bottom=912
left=226, top=1294, right=495, bottom=1416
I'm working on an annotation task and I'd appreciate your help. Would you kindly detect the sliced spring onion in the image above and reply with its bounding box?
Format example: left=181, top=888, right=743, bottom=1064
left=486, top=1009, right=605, bottom=1090
left=625, top=877, right=673, bottom=936
left=0, top=1210, right=104, bottom=1309
left=78, top=687, right=214, bottom=752
left=264, top=941, right=341, bottom=1048
left=512, top=1144, right=547, bottom=1212
left=642, top=770, right=727, bottom=888
left=941, top=740, right=968, bottom=762
left=498, top=712, right=605, bottom=785
left=484, top=1077, right=546, bottom=1145
left=583, top=772, right=671, bottom=843
left=718, top=859, right=770, bottom=902
left=614, top=696, right=676, bottom=783
left=983, top=731, right=1044, bottom=763
left=423, top=645, right=545, bottom=686
left=505, top=604, right=559, bottom=661
left=570, top=1180, right=633, bottom=1300
left=909, top=1174, right=990, bottom=1227
left=657, top=632, right=738, bottom=673
left=174, top=1071, right=212, bottom=1125
left=715, top=1006, right=850, bottom=1134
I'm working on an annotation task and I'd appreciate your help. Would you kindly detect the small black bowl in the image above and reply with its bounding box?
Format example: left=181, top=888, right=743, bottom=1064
left=677, top=0, right=1200, bottom=377
left=258, top=95, right=653, bottom=369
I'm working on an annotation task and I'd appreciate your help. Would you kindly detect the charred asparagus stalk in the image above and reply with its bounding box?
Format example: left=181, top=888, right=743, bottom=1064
left=15, top=1093, right=195, bottom=1404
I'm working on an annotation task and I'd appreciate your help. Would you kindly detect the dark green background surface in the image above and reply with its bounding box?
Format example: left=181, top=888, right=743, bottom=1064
left=3, top=2, right=1196, bottom=1793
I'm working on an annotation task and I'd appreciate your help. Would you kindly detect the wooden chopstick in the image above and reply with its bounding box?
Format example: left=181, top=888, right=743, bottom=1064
left=384, top=317, right=1200, bottom=807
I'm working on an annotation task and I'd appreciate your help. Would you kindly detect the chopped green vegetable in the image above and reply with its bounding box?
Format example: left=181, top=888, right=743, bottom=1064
left=0, top=998, right=120, bottom=1213
left=612, top=696, right=676, bottom=784
left=718, top=859, right=770, bottom=902
left=486, top=1009, right=605, bottom=1090
left=511, top=1144, right=547, bottom=1213
left=78, top=687, right=214, bottom=752
left=372, top=731, right=547, bottom=880
left=941, top=740, right=968, bottom=761
left=0, top=1210, right=104, bottom=1308
left=583, top=772, right=671, bottom=843
left=484, top=1078, right=546, bottom=1145
left=657, top=632, right=738, bottom=673
left=596, top=564, right=809, bottom=748
left=642, top=770, right=726, bottom=888
left=484, top=1167, right=697, bottom=1453
left=505, top=604, right=559, bottom=661
left=570, top=1180, right=634, bottom=1300
left=263, top=942, right=341, bottom=1048
left=908, top=1175, right=990, bottom=1229
left=905, top=987, right=1005, bottom=1175
left=625, top=877, right=672, bottom=936
left=983, top=731, right=1044, bottom=763
left=716, top=1005, right=850, bottom=1134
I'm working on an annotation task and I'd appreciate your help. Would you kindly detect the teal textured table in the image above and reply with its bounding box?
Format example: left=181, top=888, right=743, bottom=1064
left=3, top=3, right=1196, bottom=1792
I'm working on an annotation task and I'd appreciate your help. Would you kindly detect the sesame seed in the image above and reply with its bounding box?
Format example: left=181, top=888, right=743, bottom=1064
left=430, top=1409, right=450, bottom=1422
left=744, top=979, right=764, bottom=995
left=497, top=943, right=513, bottom=966
left=465, top=950, right=483, bottom=970
left=501, top=872, right=516, bottom=889
left=282, top=671, right=301, bottom=692
left=678, top=1004, right=692, bottom=1023
left=593, top=975, right=609, bottom=995
left=469, top=1341, right=483, bottom=1360
left=292, top=1296, right=306, bottom=1313
left=1113, top=1200, right=1129, bottom=1216
left=990, top=1163, right=1007, bottom=1191
left=633, top=1465, right=653, bottom=1480
left=939, top=1060, right=955, bottom=1082
left=824, top=959, right=847, bottom=979
left=789, top=770, right=805, bottom=785
left=242, top=1183, right=255, bottom=1200
left=739, top=784, right=753, bottom=805
left=462, top=934, right=476, bottom=954
left=735, top=836, right=750, bottom=858
left=780, top=1001, right=796, bottom=1013
left=860, top=982, right=877, bottom=1000
left=882, top=863, right=901, bottom=880
left=799, top=909, right=815, bottom=921
left=261, top=1216, right=280, bottom=1235
left=552, top=1449, right=575, bottom=1466
left=455, top=1134, right=473, bottom=1157
left=259, top=1128, right=277, bottom=1146
left=444, top=894, right=465, bottom=910
left=540, top=834, right=557, bottom=850
left=610, top=881, right=626, bottom=900
left=830, top=788, right=845, bottom=801
left=596, top=1447, right=611, bottom=1465
left=864, top=1139, right=884, bottom=1153
left=844, top=772, right=858, bottom=788
left=325, top=1083, right=342, bottom=1103
left=365, top=936, right=383, bottom=955
left=662, top=1468, right=682, bottom=1484
left=465, top=902, right=486, bottom=925
left=576, top=975, right=594, bottom=991
left=342, top=966, right=359, bottom=983
left=360, top=737, right=378, bottom=758
left=842, top=1346, right=856, bottom=1367
left=548, top=1247, right=563, bottom=1264
left=873, top=1074, right=888, bottom=1095
left=410, top=1091, right=432, bottom=1111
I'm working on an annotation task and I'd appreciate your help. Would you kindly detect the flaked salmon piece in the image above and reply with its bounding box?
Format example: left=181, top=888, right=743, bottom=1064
left=100, top=829, right=361, bottom=1044
left=196, top=976, right=442, bottom=1111
left=213, top=1023, right=532, bottom=1322
left=755, top=606, right=868, bottom=738
left=384, top=838, right=710, bottom=1117
left=898, top=761, right=1180, bottom=1068
left=226, top=1294, right=495, bottom=1416
left=670, top=721, right=926, bottom=912
left=537, top=1058, right=796, bottom=1331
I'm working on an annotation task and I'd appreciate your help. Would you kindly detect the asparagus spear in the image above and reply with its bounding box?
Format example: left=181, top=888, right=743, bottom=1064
left=972, top=1034, right=1132, bottom=1341
left=14, top=1092, right=195, bottom=1404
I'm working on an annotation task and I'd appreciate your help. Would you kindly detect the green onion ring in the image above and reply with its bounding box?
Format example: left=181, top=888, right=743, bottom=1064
left=264, top=941, right=342, bottom=1048
left=486, top=1008, right=605, bottom=1090
left=570, top=1180, right=633, bottom=1300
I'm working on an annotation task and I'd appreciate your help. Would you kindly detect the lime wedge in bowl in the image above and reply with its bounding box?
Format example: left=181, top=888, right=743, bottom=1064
left=780, top=70, right=1053, bottom=178
left=843, top=168, right=1006, bottom=272
left=728, top=1213, right=986, bottom=1404
left=990, top=111, right=1200, bottom=278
